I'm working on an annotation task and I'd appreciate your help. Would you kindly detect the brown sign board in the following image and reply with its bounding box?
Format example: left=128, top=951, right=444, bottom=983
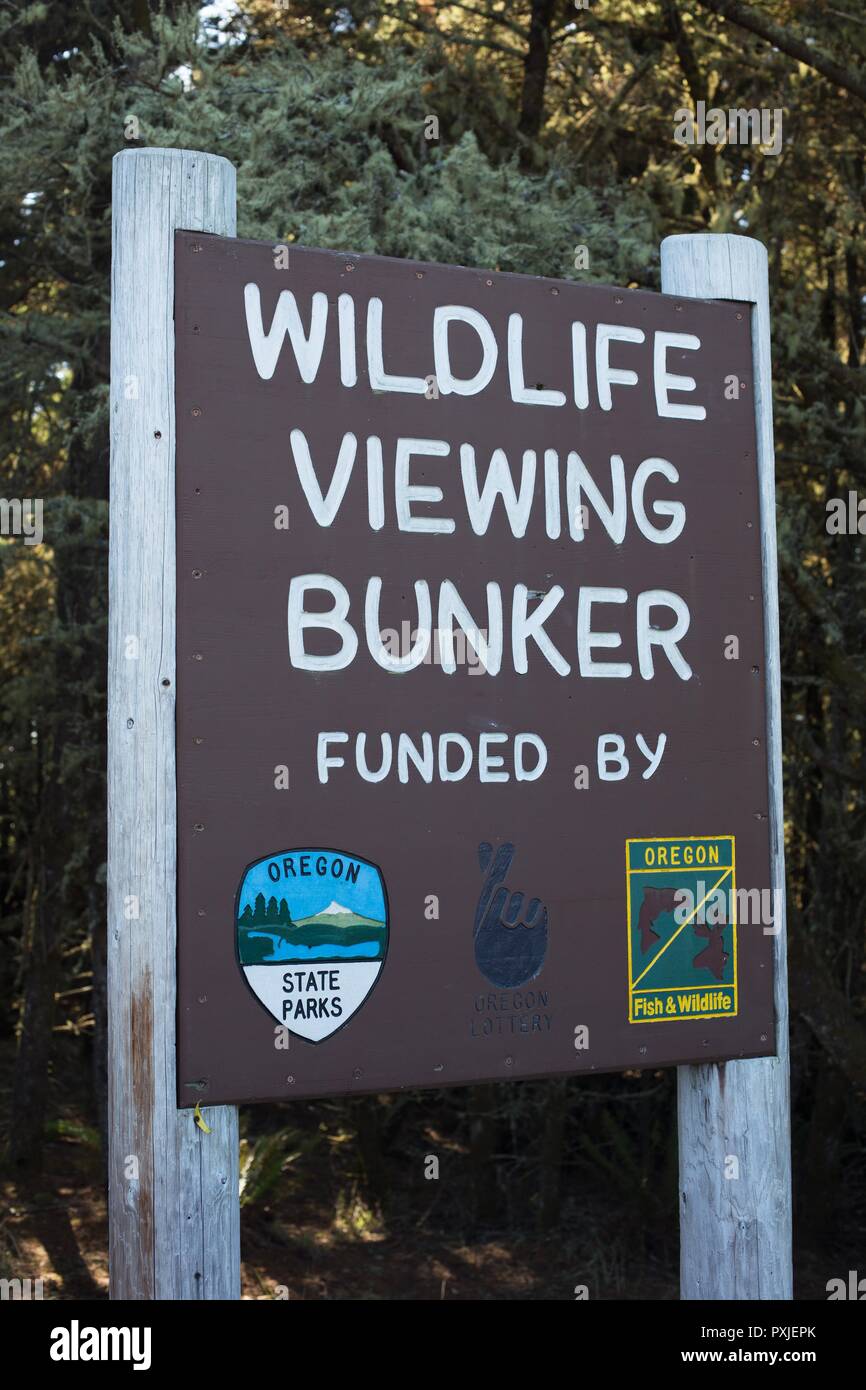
left=174, top=232, right=776, bottom=1107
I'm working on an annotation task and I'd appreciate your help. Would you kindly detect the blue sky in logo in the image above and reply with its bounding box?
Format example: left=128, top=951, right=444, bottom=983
left=238, top=850, right=386, bottom=923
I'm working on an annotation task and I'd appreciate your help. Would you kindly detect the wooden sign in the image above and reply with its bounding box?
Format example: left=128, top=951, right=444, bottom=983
left=173, top=233, right=776, bottom=1105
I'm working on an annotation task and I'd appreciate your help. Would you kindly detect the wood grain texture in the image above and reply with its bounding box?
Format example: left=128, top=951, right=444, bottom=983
left=661, top=234, right=792, bottom=1301
left=108, top=148, right=240, bottom=1299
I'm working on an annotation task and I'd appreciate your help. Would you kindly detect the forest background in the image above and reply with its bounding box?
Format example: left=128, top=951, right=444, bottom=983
left=0, top=0, right=863, bottom=1299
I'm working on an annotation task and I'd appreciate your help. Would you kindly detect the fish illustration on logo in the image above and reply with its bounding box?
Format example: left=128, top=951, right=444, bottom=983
left=473, top=841, right=549, bottom=988
left=235, top=848, right=388, bottom=1042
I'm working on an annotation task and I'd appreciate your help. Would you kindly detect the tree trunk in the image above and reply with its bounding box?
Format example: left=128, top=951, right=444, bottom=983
left=518, top=0, right=557, bottom=143
left=91, top=897, right=109, bottom=1163
left=469, top=1084, right=499, bottom=1221
left=798, top=1053, right=845, bottom=1246
left=8, top=861, right=55, bottom=1170
left=353, top=1096, right=386, bottom=1208
left=538, top=1077, right=568, bottom=1228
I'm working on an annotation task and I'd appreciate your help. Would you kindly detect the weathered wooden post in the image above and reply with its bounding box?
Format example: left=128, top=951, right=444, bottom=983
left=662, top=234, right=792, bottom=1300
left=108, top=148, right=240, bottom=1299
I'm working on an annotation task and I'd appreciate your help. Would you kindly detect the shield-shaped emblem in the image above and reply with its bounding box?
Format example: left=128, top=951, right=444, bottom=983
left=236, top=848, right=389, bottom=1042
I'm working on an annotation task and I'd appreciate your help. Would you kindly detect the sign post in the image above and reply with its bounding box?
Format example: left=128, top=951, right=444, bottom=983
left=661, top=234, right=792, bottom=1300
left=108, top=149, right=240, bottom=1299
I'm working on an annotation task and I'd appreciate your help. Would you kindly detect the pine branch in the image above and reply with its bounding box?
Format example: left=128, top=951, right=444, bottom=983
left=693, top=0, right=866, bottom=104
left=391, top=9, right=525, bottom=60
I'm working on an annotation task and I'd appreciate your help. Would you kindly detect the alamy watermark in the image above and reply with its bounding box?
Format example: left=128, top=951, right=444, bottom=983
left=826, top=1270, right=866, bottom=1300
left=0, top=497, right=43, bottom=545
left=49, top=1320, right=151, bottom=1370
left=826, top=492, right=865, bottom=535
left=379, top=622, right=490, bottom=674
left=673, top=881, right=782, bottom=934
left=1, top=1277, right=44, bottom=1299
left=674, top=102, right=783, bottom=156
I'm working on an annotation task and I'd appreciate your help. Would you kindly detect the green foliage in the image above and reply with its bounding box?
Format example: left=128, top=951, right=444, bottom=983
left=0, top=0, right=863, bottom=1260
left=239, top=1127, right=304, bottom=1208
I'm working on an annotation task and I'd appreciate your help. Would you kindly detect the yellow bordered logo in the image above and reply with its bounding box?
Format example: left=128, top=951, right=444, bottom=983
left=626, top=836, right=738, bottom=1023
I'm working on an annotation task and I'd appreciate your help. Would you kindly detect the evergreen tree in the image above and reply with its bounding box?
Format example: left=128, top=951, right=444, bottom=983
left=0, top=0, right=862, bottom=1247
left=251, top=892, right=267, bottom=926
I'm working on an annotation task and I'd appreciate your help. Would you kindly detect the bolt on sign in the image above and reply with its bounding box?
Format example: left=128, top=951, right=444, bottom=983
left=174, top=234, right=776, bottom=1105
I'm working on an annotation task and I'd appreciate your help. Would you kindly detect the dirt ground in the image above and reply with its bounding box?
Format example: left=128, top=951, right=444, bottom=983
left=1, top=1129, right=677, bottom=1301
left=0, top=1040, right=856, bottom=1301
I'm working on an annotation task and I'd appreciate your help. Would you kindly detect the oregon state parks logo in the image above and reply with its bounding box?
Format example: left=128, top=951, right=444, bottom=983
left=236, top=849, right=388, bottom=1042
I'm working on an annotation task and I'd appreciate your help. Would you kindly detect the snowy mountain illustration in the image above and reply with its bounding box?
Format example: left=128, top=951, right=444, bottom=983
left=237, top=891, right=386, bottom=964
left=294, top=900, right=384, bottom=930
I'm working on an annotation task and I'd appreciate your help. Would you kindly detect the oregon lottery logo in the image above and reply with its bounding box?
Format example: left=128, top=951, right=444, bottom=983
left=236, top=848, right=388, bottom=1042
